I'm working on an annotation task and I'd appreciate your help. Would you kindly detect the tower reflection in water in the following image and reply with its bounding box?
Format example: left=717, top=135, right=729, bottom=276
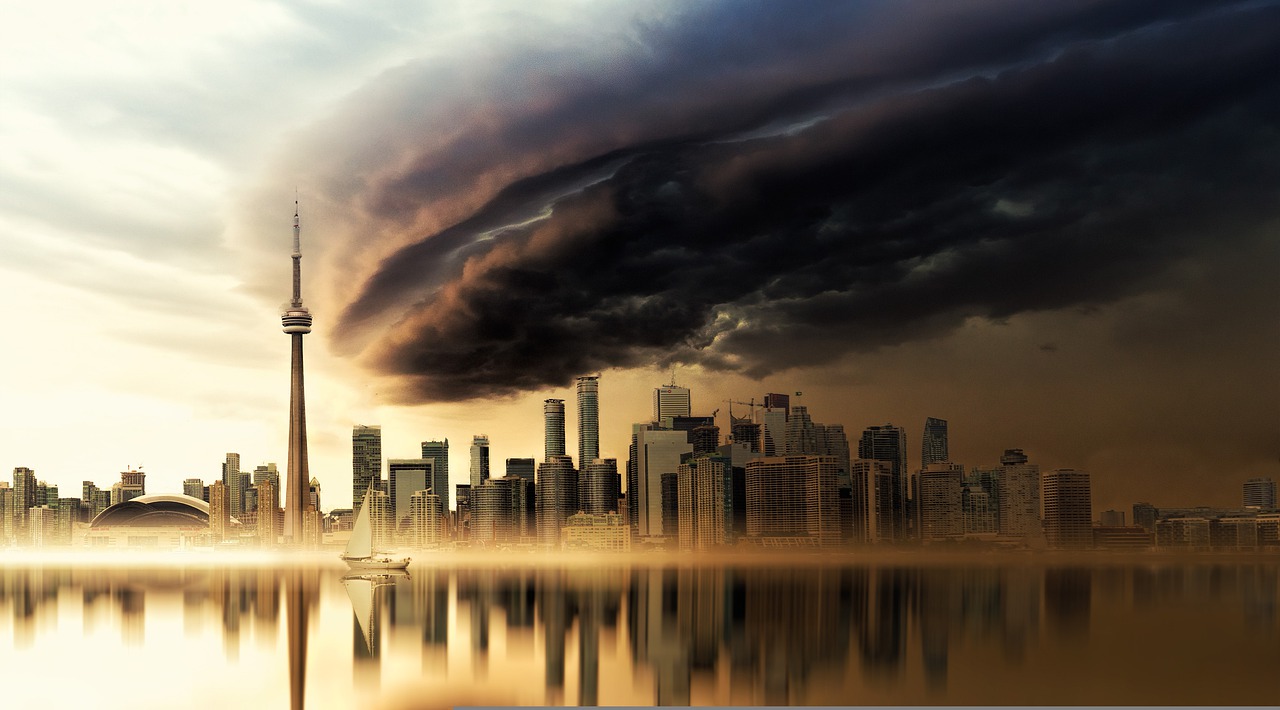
left=2, top=563, right=1280, bottom=706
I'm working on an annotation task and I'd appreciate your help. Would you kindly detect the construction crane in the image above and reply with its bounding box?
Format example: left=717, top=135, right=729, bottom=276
left=723, top=398, right=759, bottom=422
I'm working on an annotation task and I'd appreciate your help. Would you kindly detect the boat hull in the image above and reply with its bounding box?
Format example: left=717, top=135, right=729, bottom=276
left=341, top=554, right=411, bottom=571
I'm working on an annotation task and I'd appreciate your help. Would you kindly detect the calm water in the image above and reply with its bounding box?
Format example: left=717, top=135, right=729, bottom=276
left=1, top=557, right=1278, bottom=708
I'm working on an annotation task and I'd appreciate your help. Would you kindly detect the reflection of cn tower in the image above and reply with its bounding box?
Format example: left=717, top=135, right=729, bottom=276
left=281, top=204, right=312, bottom=543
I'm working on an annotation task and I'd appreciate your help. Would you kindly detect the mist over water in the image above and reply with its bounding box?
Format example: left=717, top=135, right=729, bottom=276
left=1, top=558, right=1277, bottom=708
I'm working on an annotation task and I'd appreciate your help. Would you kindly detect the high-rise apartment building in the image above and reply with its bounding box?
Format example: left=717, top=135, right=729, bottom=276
left=471, top=478, right=515, bottom=545
left=997, top=449, right=1040, bottom=539
left=1244, top=477, right=1277, bottom=509
left=858, top=425, right=908, bottom=541
left=470, top=435, right=490, bottom=489
left=222, top=453, right=242, bottom=516
left=536, top=455, right=578, bottom=548
left=916, top=462, right=964, bottom=541
left=851, top=459, right=889, bottom=542
left=352, top=425, right=382, bottom=515
left=183, top=478, right=204, bottom=500
left=209, top=480, right=229, bottom=542
left=577, top=376, right=600, bottom=470
left=580, top=458, right=620, bottom=515
left=252, top=464, right=280, bottom=512
left=409, top=489, right=443, bottom=547
left=119, top=468, right=145, bottom=503
left=744, top=455, right=841, bottom=546
left=676, top=454, right=733, bottom=550
left=653, top=383, right=691, bottom=425
left=256, top=478, right=279, bottom=545
left=1042, top=468, right=1092, bottom=549
left=389, top=459, right=431, bottom=535
left=13, top=467, right=36, bottom=543
left=544, top=399, right=566, bottom=461
left=921, top=417, right=949, bottom=466
left=505, top=457, right=536, bottom=481
left=421, top=439, right=450, bottom=513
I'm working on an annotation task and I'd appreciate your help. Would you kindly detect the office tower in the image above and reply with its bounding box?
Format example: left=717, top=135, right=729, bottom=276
left=762, top=392, right=790, bottom=413
left=660, top=472, right=679, bottom=540
left=916, top=462, right=964, bottom=541
left=544, top=399, right=566, bottom=461
left=744, top=455, right=841, bottom=546
left=256, top=478, right=279, bottom=545
left=536, top=455, right=578, bottom=548
left=183, top=478, right=204, bottom=500
left=580, top=459, right=619, bottom=515
left=921, top=417, right=949, bottom=466
left=410, top=489, right=443, bottom=547
left=997, top=449, right=1040, bottom=539
left=421, top=439, right=450, bottom=513
left=252, top=464, right=281, bottom=512
left=282, top=205, right=314, bottom=544
left=785, top=405, right=818, bottom=454
left=729, top=414, right=761, bottom=453
left=506, top=457, right=536, bottom=481
left=634, top=427, right=693, bottom=538
left=676, top=454, right=732, bottom=550
left=760, top=407, right=787, bottom=456
left=472, top=479, right=514, bottom=545
left=209, top=480, right=229, bottom=542
left=653, top=383, right=691, bottom=425
left=1042, top=468, right=1093, bottom=549
left=222, top=453, right=243, bottom=516
left=858, top=425, right=908, bottom=541
left=690, top=425, right=719, bottom=455
left=1244, top=478, right=1277, bottom=509
left=388, top=459, right=431, bottom=535
left=308, top=477, right=321, bottom=513
left=470, top=435, right=491, bottom=489
left=577, top=376, right=600, bottom=470
left=353, top=425, right=382, bottom=515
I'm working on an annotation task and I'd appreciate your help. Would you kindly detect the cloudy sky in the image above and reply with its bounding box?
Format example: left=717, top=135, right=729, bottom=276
left=1, top=0, right=1276, bottom=513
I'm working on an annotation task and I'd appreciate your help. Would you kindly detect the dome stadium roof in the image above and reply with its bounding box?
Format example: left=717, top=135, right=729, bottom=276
left=90, top=493, right=212, bottom=529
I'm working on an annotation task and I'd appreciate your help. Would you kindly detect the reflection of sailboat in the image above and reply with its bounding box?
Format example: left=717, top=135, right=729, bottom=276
left=343, top=571, right=407, bottom=653
left=341, top=484, right=410, bottom=570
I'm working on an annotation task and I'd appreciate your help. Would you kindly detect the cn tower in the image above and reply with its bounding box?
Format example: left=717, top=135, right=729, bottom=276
left=282, top=203, right=313, bottom=544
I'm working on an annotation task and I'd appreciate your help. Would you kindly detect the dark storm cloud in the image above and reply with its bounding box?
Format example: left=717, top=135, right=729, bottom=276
left=321, top=0, right=1280, bottom=402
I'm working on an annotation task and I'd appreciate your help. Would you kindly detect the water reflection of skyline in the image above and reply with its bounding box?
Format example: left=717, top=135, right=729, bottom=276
left=1, top=562, right=1278, bottom=706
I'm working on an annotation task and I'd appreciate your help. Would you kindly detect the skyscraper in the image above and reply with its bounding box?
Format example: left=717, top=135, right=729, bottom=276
left=786, top=405, right=818, bottom=454
left=389, top=459, right=431, bottom=535
left=921, top=417, right=949, bottom=466
left=998, top=449, right=1040, bottom=539
left=653, top=383, right=691, bottom=425
left=577, top=376, right=600, bottom=470
left=634, top=427, right=692, bottom=538
left=580, top=458, right=619, bottom=515
left=209, top=480, right=229, bottom=542
left=183, top=478, right=204, bottom=500
left=744, top=455, right=841, bottom=546
left=352, top=425, right=382, bottom=515
left=916, top=462, right=964, bottom=541
left=282, top=204, right=313, bottom=544
left=470, top=435, right=490, bottom=488
left=858, top=425, right=908, bottom=542
left=536, top=455, right=578, bottom=548
left=1042, top=468, right=1092, bottom=549
left=223, top=453, right=242, bottom=516
left=544, top=399, right=566, bottom=461
left=421, top=439, right=450, bottom=513
left=676, top=454, right=733, bottom=550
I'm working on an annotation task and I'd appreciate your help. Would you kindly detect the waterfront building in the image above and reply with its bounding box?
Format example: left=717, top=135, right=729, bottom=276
left=916, top=462, right=964, bottom=541
left=580, top=458, right=620, bottom=515
left=183, top=478, right=204, bottom=500
left=1244, top=477, right=1277, bottom=509
left=536, top=456, right=578, bottom=548
left=409, top=489, right=443, bottom=548
left=353, top=425, right=382, bottom=516
left=562, top=512, right=630, bottom=552
left=471, top=479, right=516, bottom=546
left=858, top=425, right=908, bottom=541
left=256, top=478, right=278, bottom=545
left=744, top=455, right=841, bottom=546
left=998, top=449, right=1041, bottom=540
left=676, top=454, right=733, bottom=550
left=1042, top=468, right=1092, bottom=549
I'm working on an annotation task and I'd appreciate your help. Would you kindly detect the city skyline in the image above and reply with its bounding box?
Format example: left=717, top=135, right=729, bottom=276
left=0, top=1, right=1276, bottom=516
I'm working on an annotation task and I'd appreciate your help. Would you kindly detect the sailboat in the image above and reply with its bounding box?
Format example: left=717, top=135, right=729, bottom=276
left=341, top=485, right=410, bottom=570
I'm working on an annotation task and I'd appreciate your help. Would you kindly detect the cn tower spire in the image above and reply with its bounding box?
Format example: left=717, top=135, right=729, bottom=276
left=282, top=201, right=313, bottom=546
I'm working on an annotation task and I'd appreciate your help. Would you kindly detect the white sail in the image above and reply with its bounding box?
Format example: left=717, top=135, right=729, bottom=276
left=343, top=576, right=374, bottom=652
left=345, top=493, right=373, bottom=560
